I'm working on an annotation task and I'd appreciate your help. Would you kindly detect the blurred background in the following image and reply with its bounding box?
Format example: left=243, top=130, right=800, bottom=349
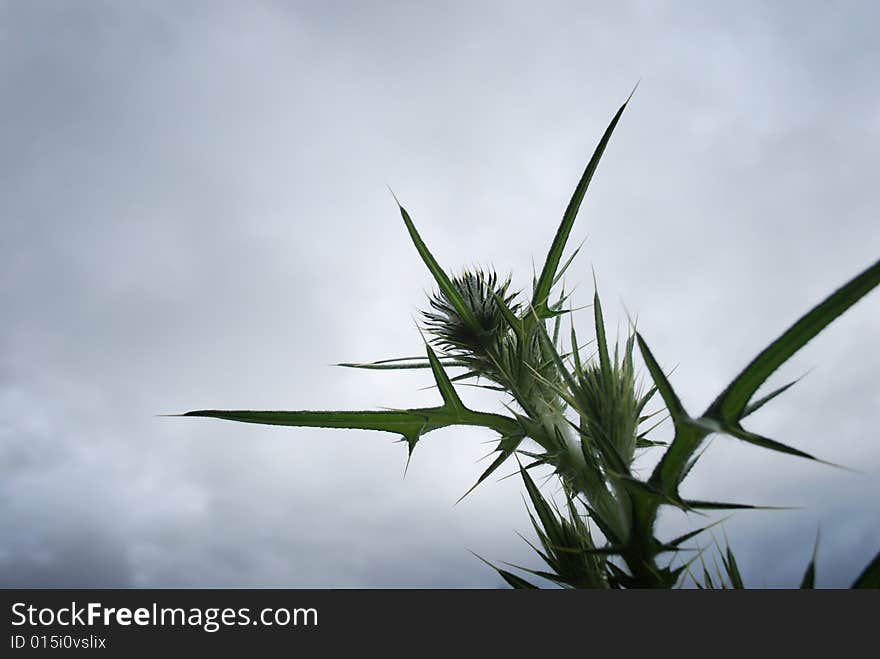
left=1, top=0, right=878, bottom=587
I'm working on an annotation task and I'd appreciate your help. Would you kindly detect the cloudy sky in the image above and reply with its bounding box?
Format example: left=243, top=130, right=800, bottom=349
left=2, top=1, right=878, bottom=588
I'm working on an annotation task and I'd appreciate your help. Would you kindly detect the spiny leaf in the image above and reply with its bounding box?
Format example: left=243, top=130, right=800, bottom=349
left=456, top=433, right=524, bottom=503
left=664, top=516, right=733, bottom=550
left=569, top=420, right=630, bottom=478
left=800, top=531, right=820, bottom=589
left=551, top=237, right=587, bottom=289
left=513, top=530, right=553, bottom=566
left=741, top=377, right=801, bottom=418
left=682, top=499, right=792, bottom=511
left=425, top=343, right=465, bottom=413
left=179, top=403, right=519, bottom=460
left=337, top=356, right=467, bottom=370
left=497, top=570, right=539, bottom=589
left=635, top=333, right=688, bottom=423
left=492, top=291, right=524, bottom=339
left=581, top=502, right=624, bottom=548
left=722, top=545, right=745, bottom=589
left=469, top=552, right=539, bottom=589
left=500, top=562, right=571, bottom=587
left=594, top=290, right=612, bottom=380
left=700, top=554, right=715, bottom=589
left=611, top=472, right=684, bottom=510
left=395, top=200, right=482, bottom=335
left=721, top=423, right=827, bottom=465
left=552, top=290, right=565, bottom=346
left=448, top=370, right=483, bottom=384
left=706, top=258, right=880, bottom=424
left=457, top=453, right=510, bottom=504
left=532, top=95, right=632, bottom=317
left=571, top=546, right=628, bottom=556
left=570, top=322, right=583, bottom=376
left=519, top=463, right=566, bottom=546
left=648, top=418, right=705, bottom=495
left=606, top=560, right=632, bottom=588
left=636, top=386, right=658, bottom=416
left=177, top=409, right=433, bottom=447
left=851, top=549, right=880, bottom=588
left=531, top=310, right=581, bottom=395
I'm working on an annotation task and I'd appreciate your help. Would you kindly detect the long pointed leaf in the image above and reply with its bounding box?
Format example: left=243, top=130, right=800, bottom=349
left=636, top=333, right=688, bottom=423
left=425, top=344, right=465, bottom=413
left=723, top=545, right=745, bottom=589
left=594, top=289, right=612, bottom=380
left=179, top=404, right=519, bottom=457
left=531, top=311, right=581, bottom=394
left=706, top=258, right=880, bottom=423
left=395, top=200, right=482, bottom=334
left=469, top=552, right=539, bottom=589
left=682, top=499, right=791, bottom=511
left=741, top=378, right=801, bottom=418
left=800, top=531, right=820, bottom=589
left=851, top=549, right=880, bottom=588
left=722, top=423, right=825, bottom=464
left=520, top=463, right=565, bottom=547
left=492, top=291, right=524, bottom=339
left=178, top=409, right=435, bottom=449
left=456, top=434, right=524, bottom=503
left=497, top=570, right=540, bottom=589
left=648, top=421, right=705, bottom=494
left=338, top=357, right=467, bottom=370
left=551, top=238, right=587, bottom=289
left=532, top=96, right=631, bottom=316
left=664, top=516, right=733, bottom=550
left=638, top=333, right=714, bottom=494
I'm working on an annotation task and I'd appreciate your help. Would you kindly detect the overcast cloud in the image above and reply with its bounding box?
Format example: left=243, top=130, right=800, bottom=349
left=2, top=0, right=878, bottom=588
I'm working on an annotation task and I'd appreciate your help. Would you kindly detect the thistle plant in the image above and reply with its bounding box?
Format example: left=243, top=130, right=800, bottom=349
left=177, top=95, right=880, bottom=588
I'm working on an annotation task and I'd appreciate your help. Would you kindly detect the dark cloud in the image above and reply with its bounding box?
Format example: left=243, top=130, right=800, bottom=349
left=2, top=1, right=878, bottom=588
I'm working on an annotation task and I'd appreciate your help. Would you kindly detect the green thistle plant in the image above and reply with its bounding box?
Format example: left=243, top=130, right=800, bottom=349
left=176, top=94, right=880, bottom=588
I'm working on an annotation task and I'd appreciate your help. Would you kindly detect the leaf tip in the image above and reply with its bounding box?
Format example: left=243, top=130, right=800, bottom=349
left=626, top=79, right=641, bottom=105
left=386, top=184, right=402, bottom=207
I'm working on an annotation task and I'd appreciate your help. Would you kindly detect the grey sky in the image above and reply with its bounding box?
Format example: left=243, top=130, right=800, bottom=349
left=2, top=1, right=878, bottom=588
